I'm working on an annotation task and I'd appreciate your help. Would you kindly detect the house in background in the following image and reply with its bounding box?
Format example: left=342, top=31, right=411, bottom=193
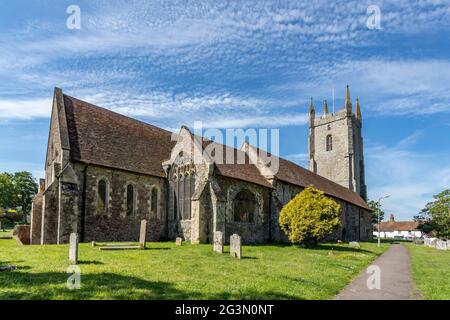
left=373, top=214, right=422, bottom=240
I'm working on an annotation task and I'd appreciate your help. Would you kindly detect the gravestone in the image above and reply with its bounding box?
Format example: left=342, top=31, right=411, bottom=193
left=436, top=240, right=447, bottom=250
left=91, top=241, right=96, bottom=247
left=230, top=234, right=242, bottom=259
left=213, top=231, right=224, bottom=254
left=69, top=233, right=79, bottom=264
left=176, top=237, right=183, bottom=246
left=349, top=241, right=361, bottom=248
left=139, top=220, right=148, bottom=249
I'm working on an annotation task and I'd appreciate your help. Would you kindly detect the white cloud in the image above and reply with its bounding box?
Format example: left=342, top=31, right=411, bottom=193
left=0, top=99, right=52, bottom=120
left=366, top=131, right=450, bottom=220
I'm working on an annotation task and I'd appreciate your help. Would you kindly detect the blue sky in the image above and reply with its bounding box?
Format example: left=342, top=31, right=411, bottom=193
left=1, top=0, right=449, bottom=220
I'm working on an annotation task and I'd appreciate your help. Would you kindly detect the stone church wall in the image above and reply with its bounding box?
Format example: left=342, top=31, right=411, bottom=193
left=80, top=164, right=168, bottom=242
left=41, top=181, right=59, bottom=244
left=218, top=176, right=271, bottom=244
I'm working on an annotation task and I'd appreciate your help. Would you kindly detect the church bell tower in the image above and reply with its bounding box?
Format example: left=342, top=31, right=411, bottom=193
left=308, top=85, right=367, bottom=200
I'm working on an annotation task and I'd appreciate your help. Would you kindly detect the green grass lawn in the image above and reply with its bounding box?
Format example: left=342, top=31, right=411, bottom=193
left=0, top=234, right=388, bottom=300
left=406, top=243, right=450, bottom=300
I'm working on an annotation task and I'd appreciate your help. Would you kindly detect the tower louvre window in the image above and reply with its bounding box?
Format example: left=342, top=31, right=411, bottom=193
left=326, top=134, right=333, bottom=151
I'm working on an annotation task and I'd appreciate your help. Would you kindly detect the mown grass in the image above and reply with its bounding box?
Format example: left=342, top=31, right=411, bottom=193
left=406, top=243, right=450, bottom=300
left=0, top=235, right=388, bottom=300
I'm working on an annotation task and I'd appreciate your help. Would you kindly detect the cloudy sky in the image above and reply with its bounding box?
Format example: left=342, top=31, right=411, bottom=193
left=1, top=0, right=449, bottom=220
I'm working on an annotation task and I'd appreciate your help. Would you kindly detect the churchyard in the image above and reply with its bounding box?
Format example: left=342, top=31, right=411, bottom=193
left=406, top=242, right=450, bottom=300
left=0, top=229, right=389, bottom=300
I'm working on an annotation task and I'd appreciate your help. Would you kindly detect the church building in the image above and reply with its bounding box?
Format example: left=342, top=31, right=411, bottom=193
left=30, top=87, right=372, bottom=245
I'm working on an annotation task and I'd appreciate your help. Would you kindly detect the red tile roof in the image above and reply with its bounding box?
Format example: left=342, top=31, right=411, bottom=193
left=63, top=94, right=176, bottom=177
left=379, top=221, right=419, bottom=232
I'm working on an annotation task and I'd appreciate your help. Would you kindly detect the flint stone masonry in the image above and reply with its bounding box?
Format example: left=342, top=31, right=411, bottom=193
left=13, top=225, right=31, bottom=245
left=213, top=231, right=224, bottom=253
left=69, top=233, right=79, bottom=264
left=230, top=234, right=242, bottom=259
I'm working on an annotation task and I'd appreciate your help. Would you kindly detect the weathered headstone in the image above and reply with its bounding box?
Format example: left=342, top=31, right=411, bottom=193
left=436, top=240, right=447, bottom=250
left=176, top=237, right=183, bottom=246
left=69, top=233, right=79, bottom=264
left=139, top=219, right=148, bottom=249
left=230, top=234, right=242, bottom=259
left=91, top=241, right=96, bottom=247
left=349, top=241, right=361, bottom=248
left=213, top=231, right=224, bottom=254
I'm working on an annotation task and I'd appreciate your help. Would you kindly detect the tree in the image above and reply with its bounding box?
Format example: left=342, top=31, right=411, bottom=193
left=0, top=173, right=15, bottom=209
left=0, top=171, right=38, bottom=223
left=279, top=186, right=341, bottom=244
left=367, top=200, right=385, bottom=224
left=414, top=189, right=450, bottom=238
left=12, top=172, right=38, bottom=222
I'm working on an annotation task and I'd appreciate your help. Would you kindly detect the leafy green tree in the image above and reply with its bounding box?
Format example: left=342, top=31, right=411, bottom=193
left=0, top=173, right=15, bottom=209
left=367, top=200, right=385, bottom=224
left=414, top=189, right=450, bottom=238
left=13, top=172, right=38, bottom=222
left=279, top=186, right=341, bottom=244
left=0, top=171, right=38, bottom=223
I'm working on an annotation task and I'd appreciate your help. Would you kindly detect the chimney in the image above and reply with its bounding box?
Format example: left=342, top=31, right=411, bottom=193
left=389, top=214, right=395, bottom=222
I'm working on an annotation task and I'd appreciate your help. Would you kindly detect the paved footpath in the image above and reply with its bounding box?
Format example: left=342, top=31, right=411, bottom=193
left=336, top=244, right=416, bottom=300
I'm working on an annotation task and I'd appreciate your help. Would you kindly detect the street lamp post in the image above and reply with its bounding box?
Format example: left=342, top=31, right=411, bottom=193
left=378, top=194, right=391, bottom=248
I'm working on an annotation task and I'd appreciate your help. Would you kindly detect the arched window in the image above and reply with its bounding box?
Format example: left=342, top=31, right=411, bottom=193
left=233, top=190, right=256, bottom=223
left=126, top=184, right=135, bottom=216
left=151, top=187, right=158, bottom=219
left=326, top=134, right=333, bottom=151
left=97, top=179, right=108, bottom=214
left=170, top=152, right=196, bottom=221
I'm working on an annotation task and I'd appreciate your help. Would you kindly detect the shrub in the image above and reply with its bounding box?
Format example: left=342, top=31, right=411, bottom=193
left=279, top=186, right=342, bottom=244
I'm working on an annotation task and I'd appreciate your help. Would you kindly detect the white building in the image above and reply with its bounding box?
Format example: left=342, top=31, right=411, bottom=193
left=373, top=215, right=422, bottom=240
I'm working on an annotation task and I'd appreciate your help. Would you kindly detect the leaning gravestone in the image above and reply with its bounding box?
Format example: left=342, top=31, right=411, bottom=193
left=139, top=219, right=148, bottom=249
left=69, top=233, right=79, bottom=264
left=349, top=241, right=361, bottom=248
left=230, top=234, right=242, bottom=259
left=436, top=240, right=447, bottom=250
left=213, top=231, right=224, bottom=254
left=176, top=237, right=183, bottom=246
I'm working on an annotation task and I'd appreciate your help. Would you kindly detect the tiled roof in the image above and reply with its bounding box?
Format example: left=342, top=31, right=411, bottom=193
left=63, top=94, right=176, bottom=178
left=379, top=221, right=419, bottom=232
left=274, top=157, right=371, bottom=210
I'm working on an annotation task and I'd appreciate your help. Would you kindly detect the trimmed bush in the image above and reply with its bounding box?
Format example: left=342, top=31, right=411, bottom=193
left=279, top=186, right=341, bottom=244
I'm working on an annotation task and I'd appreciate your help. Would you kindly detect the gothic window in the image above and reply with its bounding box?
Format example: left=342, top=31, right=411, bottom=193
left=326, top=134, right=333, bottom=151
left=233, top=190, right=256, bottom=223
left=97, top=179, right=108, bottom=214
left=170, top=153, right=196, bottom=221
left=126, top=184, right=135, bottom=216
left=150, top=187, right=158, bottom=219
